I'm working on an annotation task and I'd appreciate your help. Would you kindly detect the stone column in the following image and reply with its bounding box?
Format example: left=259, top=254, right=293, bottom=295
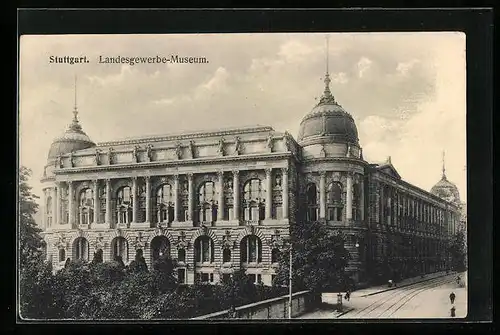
left=51, top=187, right=57, bottom=227
left=187, top=173, right=194, bottom=222
left=132, top=177, right=138, bottom=223
left=68, top=181, right=74, bottom=226
left=173, top=174, right=179, bottom=222
left=282, top=168, right=289, bottom=219
left=233, top=170, right=240, bottom=221
left=55, top=183, right=61, bottom=225
left=387, top=189, right=392, bottom=225
left=319, top=172, right=326, bottom=219
left=346, top=173, right=353, bottom=221
left=217, top=171, right=224, bottom=221
left=105, top=179, right=112, bottom=226
left=41, top=189, right=47, bottom=230
left=93, top=180, right=100, bottom=223
left=145, top=176, right=151, bottom=223
left=379, top=184, right=384, bottom=224
left=360, top=178, right=365, bottom=221
left=265, top=168, right=272, bottom=219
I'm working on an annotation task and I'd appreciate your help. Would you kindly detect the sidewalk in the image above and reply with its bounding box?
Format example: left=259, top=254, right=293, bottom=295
left=351, top=271, right=453, bottom=297
left=297, top=305, right=355, bottom=319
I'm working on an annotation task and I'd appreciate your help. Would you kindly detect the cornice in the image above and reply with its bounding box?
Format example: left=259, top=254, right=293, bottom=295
left=54, top=152, right=293, bottom=175
left=301, top=156, right=368, bottom=166
left=298, top=135, right=359, bottom=147
left=371, top=171, right=458, bottom=209
left=96, top=126, right=275, bottom=147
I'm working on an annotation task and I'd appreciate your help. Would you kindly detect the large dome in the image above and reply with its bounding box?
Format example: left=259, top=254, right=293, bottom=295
left=47, top=110, right=95, bottom=159
left=297, top=74, right=359, bottom=146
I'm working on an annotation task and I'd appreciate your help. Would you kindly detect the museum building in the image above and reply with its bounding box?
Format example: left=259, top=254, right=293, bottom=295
left=39, top=69, right=464, bottom=286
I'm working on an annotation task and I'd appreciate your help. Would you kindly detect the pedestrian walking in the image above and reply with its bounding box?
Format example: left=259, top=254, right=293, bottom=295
left=344, top=290, right=351, bottom=302
left=450, top=306, right=456, bottom=317
left=449, top=292, right=456, bottom=304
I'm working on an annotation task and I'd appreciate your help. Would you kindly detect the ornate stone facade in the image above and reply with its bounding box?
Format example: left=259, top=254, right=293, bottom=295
left=40, top=71, right=462, bottom=287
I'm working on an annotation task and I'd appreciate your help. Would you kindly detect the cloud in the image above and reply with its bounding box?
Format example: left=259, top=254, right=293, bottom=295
left=357, top=57, right=373, bottom=78
left=19, top=33, right=466, bottom=208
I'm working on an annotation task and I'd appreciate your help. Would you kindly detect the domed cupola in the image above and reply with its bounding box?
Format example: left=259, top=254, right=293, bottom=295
left=297, top=44, right=362, bottom=161
left=297, top=73, right=359, bottom=146
left=47, top=81, right=96, bottom=160
left=431, top=151, right=460, bottom=204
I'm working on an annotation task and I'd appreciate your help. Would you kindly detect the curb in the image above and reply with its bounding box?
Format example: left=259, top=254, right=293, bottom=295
left=335, top=307, right=355, bottom=318
left=360, top=273, right=451, bottom=297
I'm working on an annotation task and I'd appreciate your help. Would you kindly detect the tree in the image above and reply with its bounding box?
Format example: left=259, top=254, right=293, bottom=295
left=19, top=166, right=57, bottom=319
left=449, top=228, right=467, bottom=272
left=151, top=255, right=178, bottom=293
left=275, top=222, right=351, bottom=293
left=19, top=166, right=44, bottom=270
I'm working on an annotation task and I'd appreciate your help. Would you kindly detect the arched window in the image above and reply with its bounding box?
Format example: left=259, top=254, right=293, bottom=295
left=46, top=196, right=53, bottom=227
left=79, top=188, right=94, bottom=225
left=306, top=183, right=318, bottom=221
left=111, top=236, right=129, bottom=262
left=240, top=235, right=262, bottom=264
left=116, top=187, right=133, bottom=225
left=59, top=249, right=66, bottom=262
left=243, top=179, right=265, bottom=221
left=73, top=237, right=89, bottom=260
left=151, top=236, right=170, bottom=263
left=156, top=184, right=175, bottom=224
left=271, top=248, right=281, bottom=263
left=326, top=182, right=343, bottom=221
left=197, top=181, right=217, bottom=224
left=177, top=249, right=186, bottom=262
left=194, top=236, right=214, bottom=263
left=223, top=248, right=231, bottom=263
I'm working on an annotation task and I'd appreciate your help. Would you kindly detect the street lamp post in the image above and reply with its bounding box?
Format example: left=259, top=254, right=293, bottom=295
left=283, top=236, right=293, bottom=320
left=288, top=243, right=292, bottom=320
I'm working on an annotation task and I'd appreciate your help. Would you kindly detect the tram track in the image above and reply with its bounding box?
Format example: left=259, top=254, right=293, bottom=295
left=342, top=274, right=456, bottom=319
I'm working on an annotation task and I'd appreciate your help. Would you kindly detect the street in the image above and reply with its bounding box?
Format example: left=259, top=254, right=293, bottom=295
left=298, top=272, right=467, bottom=319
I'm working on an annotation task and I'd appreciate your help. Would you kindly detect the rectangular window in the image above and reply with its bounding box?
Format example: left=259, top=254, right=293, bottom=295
left=248, top=274, right=256, bottom=283
left=257, top=274, right=262, bottom=284
left=327, top=208, right=334, bottom=221
left=336, top=208, right=343, bottom=221
left=252, top=207, right=259, bottom=221
left=209, top=273, right=214, bottom=282
left=205, top=208, right=212, bottom=222
left=201, top=273, right=209, bottom=282
left=177, top=269, right=186, bottom=284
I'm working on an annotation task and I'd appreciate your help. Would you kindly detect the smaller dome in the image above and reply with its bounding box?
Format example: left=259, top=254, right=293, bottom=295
left=47, top=110, right=95, bottom=159
left=431, top=175, right=460, bottom=204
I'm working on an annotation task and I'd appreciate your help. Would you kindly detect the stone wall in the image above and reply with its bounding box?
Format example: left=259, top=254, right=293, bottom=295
left=191, top=290, right=320, bottom=320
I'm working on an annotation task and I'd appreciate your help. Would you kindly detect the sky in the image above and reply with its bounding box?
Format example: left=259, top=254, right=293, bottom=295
left=19, top=32, right=467, bottom=212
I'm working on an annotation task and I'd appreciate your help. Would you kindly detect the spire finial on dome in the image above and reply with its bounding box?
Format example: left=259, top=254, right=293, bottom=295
left=442, top=150, right=447, bottom=179
left=318, top=34, right=336, bottom=105
left=69, top=75, right=82, bottom=132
